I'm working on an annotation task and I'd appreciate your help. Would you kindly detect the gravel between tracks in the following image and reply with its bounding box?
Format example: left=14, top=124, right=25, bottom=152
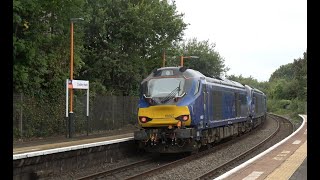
left=145, top=116, right=292, bottom=180
left=51, top=155, right=152, bottom=180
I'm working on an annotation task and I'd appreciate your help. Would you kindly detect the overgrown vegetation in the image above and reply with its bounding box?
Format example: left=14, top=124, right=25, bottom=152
left=227, top=51, right=307, bottom=123
left=13, top=0, right=306, bottom=139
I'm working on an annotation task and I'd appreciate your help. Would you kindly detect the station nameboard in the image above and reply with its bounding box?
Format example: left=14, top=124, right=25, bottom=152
left=69, top=80, right=89, bottom=89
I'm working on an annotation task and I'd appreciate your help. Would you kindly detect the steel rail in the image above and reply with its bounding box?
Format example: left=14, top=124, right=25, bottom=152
left=193, top=114, right=293, bottom=180
left=76, top=158, right=152, bottom=180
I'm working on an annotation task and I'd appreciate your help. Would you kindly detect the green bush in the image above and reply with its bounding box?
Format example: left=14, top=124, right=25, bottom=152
left=267, top=99, right=291, bottom=112
left=267, top=98, right=306, bottom=124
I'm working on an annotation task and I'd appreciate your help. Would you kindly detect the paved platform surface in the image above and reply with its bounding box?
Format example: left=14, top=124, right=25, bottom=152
left=216, top=114, right=307, bottom=180
left=13, top=130, right=135, bottom=155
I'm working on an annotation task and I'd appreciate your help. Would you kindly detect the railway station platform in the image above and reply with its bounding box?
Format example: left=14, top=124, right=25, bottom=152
left=215, top=114, right=307, bottom=180
left=13, top=128, right=135, bottom=159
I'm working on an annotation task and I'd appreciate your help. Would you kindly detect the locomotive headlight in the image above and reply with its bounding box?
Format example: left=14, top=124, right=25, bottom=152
left=182, top=115, right=189, bottom=121
left=139, top=116, right=152, bottom=123
left=140, top=117, right=147, bottom=123
left=175, top=115, right=189, bottom=121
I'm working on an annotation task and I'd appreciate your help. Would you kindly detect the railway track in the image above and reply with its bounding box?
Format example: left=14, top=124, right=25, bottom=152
left=76, top=158, right=152, bottom=180
left=193, top=114, right=291, bottom=180
left=126, top=114, right=284, bottom=180
left=143, top=113, right=293, bottom=180
left=76, top=155, right=186, bottom=180
left=76, top=113, right=293, bottom=180
left=192, top=114, right=293, bottom=180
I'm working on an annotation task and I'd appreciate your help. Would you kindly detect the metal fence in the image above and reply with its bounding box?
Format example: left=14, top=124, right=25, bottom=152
left=13, top=93, right=139, bottom=139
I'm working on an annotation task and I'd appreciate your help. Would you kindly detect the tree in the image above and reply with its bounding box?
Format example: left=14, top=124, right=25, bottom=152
left=13, top=0, right=86, bottom=99
left=165, top=38, right=228, bottom=77
left=292, top=51, right=307, bottom=100
left=226, top=74, right=268, bottom=93
left=80, top=0, right=187, bottom=95
left=268, top=50, right=307, bottom=101
left=269, top=63, right=294, bottom=82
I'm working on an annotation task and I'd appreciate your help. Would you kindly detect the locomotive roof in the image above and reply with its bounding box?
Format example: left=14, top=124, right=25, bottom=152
left=253, top=88, right=265, bottom=95
left=204, top=76, right=245, bottom=89
left=142, top=67, right=245, bottom=89
left=156, top=66, right=205, bottom=77
left=141, top=66, right=204, bottom=83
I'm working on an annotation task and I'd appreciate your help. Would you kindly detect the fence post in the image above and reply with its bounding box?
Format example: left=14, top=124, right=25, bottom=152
left=123, top=96, right=125, bottom=127
left=65, top=117, right=68, bottom=138
left=112, top=96, right=115, bottom=129
left=19, top=93, right=23, bottom=137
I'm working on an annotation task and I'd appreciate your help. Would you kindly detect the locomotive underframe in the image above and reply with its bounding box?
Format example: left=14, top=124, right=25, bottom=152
left=134, top=115, right=266, bottom=153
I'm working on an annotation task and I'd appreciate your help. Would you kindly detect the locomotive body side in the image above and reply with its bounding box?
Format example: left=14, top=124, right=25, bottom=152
left=251, top=88, right=267, bottom=126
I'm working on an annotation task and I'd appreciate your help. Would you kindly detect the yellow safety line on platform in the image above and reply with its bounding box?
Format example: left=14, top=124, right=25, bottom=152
left=265, top=141, right=307, bottom=180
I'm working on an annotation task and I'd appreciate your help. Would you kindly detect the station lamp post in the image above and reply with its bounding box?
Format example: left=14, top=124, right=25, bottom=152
left=180, top=55, right=199, bottom=66
left=69, top=17, right=84, bottom=138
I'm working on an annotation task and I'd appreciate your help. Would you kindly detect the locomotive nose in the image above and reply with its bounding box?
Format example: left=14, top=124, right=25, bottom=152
left=138, top=105, right=191, bottom=127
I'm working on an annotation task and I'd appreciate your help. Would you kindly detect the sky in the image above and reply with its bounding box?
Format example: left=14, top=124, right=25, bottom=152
left=173, top=0, right=307, bottom=82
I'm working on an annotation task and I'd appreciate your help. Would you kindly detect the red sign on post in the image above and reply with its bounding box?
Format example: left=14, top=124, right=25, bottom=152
left=68, top=80, right=73, bottom=89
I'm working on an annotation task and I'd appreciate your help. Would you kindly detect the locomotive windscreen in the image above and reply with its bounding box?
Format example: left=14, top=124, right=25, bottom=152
left=147, top=78, right=185, bottom=97
left=142, top=77, right=189, bottom=105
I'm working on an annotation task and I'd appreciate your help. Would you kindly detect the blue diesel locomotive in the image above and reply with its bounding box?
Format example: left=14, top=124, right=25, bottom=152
left=134, top=66, right=267, bottom=153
